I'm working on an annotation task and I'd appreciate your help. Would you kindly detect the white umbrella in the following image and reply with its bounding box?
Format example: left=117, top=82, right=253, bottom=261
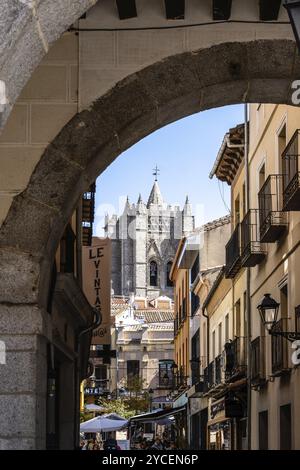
left=80, top=413, right=128, bottom=433
left=84, top=404, right=106, bottom=412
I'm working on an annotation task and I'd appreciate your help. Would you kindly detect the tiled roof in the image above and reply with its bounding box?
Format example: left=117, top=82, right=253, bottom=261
left=135, top=310, right=174, bottom=323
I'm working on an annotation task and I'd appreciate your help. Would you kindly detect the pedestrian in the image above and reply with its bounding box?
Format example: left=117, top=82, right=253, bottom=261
left=151, top=437, right=164, bottom=450
left=103, top=433, right=118, bottom=450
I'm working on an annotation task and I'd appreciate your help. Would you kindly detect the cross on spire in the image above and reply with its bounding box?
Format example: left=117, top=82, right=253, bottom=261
left=152, top=165, right=160, bottom=181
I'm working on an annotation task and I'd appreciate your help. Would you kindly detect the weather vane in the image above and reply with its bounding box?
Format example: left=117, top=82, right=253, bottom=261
left=153, top=165, right=160, bottom=181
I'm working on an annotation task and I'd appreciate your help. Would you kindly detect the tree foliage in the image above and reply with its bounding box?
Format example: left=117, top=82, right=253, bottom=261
left=98, top=395, right=149, bottom=419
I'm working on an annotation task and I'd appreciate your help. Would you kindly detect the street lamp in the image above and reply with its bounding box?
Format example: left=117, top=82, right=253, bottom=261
left=284, top=1, right=300, bottom=53
left=257, top=293, right=280, bottom=332
left=257, top=293, right=300, bottom=342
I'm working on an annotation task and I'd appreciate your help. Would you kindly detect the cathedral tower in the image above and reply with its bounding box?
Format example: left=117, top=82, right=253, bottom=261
left=105, top=172, right=195, bottom=299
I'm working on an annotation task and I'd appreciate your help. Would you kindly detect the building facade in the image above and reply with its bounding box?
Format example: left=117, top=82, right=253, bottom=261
left=110, top=295, right=175, bottom=402
left=170, top=216, right=231, bottom=449
left=45, top=185, right=96, bottom=449
left=178, top=105, right=300, bottom=450
left=105, top=179, right=194, bottom=299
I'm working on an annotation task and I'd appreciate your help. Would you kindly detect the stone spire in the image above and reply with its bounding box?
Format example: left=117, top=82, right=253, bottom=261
left=137, top=193, right=146, bottom=213
left=183, top=195, right=192, bottom=215
left=123, top=196, right=131, bottom=214
left=147, top=180, right=164, bottom=208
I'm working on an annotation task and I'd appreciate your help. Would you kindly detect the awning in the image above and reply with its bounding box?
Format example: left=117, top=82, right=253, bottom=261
left=129, top=405, right=186, bottom=424
left=80, top=413, right=128, bottom=433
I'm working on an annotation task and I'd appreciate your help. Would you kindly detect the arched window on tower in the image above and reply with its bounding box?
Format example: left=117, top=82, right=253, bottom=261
left=166, top=261, right=173, bottom=287
left=150, top=260, right=158, bottom=287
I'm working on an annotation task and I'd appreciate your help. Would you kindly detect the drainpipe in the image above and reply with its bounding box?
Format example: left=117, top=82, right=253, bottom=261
left=74, top=309, right=101, bottom=449
left=244, top=103, right=252, bottom=451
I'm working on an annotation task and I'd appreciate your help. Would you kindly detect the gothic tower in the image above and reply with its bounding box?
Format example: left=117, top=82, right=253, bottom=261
left=105, top=174, right=195, bottom=299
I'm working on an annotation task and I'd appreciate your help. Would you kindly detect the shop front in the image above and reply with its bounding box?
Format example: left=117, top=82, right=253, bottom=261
left=207, top=398, right=233, bottom=450
left=207, top=392, right=246, bottom=450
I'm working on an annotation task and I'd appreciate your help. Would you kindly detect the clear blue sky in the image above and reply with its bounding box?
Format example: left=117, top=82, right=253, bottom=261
left=94, top=105, right=244, bottom=236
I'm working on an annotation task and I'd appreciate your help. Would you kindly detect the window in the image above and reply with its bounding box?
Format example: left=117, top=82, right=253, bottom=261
left=158, top=360, right=173, bottom=388
left=296, top=305, right=300, bottom=334
left=191, top=329, right=200, bottom=361
left=235, top=300, right=241, bottom=337
left=258, top=163, right=266, bottom=192
left=149, top=260, right=158, bottom=287
left=278, top=124, right=286, bottom=174
left=95, top=365, right=107, bottom=382
left=280, top=283, right=288, bottom=318
left=225, top=314, right=229, bottom=342
left=218, top=323, right=222, bottom=355
left=191, top=254, right=200, bottom=284
left=234, top=195, right=240, bottom=225
left=243, top=291, right=247, bottom=338
left=166, top=261, right=173, bottom=287
left=272, top=284, right=289, bottom=374
left=191, top=292, right=200, bottom=317
left=127, top=360, right=140, bottom=387
left=259, top=410, right=268, bottom=450
left=280, top=404, right=292, bottom=450
left=212, top=331, right=216, bottom=360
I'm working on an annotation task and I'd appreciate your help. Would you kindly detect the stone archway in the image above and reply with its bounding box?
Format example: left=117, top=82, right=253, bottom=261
left=0, top=38, right=300, bottom=448
left=1, top=39, right=299, bottom=304
left=0, top=1, right=97, bottom=130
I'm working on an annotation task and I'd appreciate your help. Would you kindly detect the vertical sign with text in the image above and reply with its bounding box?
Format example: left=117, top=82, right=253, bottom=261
left=82, top=237, right=111, bottom=345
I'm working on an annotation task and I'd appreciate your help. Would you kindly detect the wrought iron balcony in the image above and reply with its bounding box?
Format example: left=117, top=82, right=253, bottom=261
left=241, top=210, right=266, bottom=267
left=207, top=360, right=215, bottom=389
left=258, top=175, right=288, bottom=242
left=225, top=224, right=241, bottom=279
left=190, top=356, right=206, bottom=386
left=215, top=354, right=223, bottom=385
left=282, top=129, right=300, bottom=211
left=271, top=318, right=291, bottom=377
left=225, top=336, right=247, bottom=382
left=251, top=336, right=266, bottom=389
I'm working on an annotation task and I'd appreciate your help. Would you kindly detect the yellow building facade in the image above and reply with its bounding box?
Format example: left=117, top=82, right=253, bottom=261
left=209, top=105, right=300, bottom=450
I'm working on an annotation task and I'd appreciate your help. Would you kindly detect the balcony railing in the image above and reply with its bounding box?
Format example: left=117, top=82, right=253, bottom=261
left=282, top=129, right=300, bottom=211
left=225, top=224, right=241, bottom=279
left=176, top=366, right=188, bottom=389
left=251, top=336, right=266, bottom=389
left=215, top=355, right=223, bottom=385
left=258, top=175, right=288, bottom=242
left=207, top=361, right=215, bottom=389
left=241, top=210, right=266, bottom=267
left=225, top=337, right=247, bottom=382
left=271, top=318, right=290, bottom=377
left=190, top=356, right=207, bottom=386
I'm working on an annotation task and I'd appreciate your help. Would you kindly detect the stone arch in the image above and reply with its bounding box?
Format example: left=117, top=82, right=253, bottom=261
left=1, top=38, right=300, bottom=308
left=0, top=1, right=96, bottom=130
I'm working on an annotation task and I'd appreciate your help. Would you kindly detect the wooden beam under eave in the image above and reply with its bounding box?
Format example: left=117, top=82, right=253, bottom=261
left=213, top=0, right=232, bottom=21
left=259, top=0, right=282, bottom=21
left=164, top=0, right=185, bottom=20
left=116, top=0, right=137, bottom=20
